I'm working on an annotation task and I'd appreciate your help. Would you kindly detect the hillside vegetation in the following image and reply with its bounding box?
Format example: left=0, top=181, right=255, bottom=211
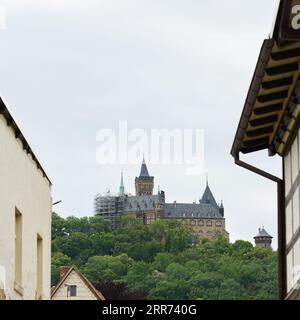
left=52, top=213, right=277, bottom=300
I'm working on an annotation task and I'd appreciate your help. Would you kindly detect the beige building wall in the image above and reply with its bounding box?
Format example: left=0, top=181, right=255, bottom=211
left=0, top=112, right=52, bottom=300
left=284, top=129, right=300, bottom=299
left=126, top=212, right=228, bottom=240
left=51, top=270, right=98, bottom=300
left=175, top=218, right=228, bottom=239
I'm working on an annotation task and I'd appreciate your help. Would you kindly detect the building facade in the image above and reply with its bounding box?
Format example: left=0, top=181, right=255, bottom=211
left=284, top=116, right=300, bottom=299
left=0, top=97, right=52, bottom=300
left=231, top=1, right=300, bottom=299
left=51, top=266, right=105, bottom=300
left=95, top=159, right=229, bottom=240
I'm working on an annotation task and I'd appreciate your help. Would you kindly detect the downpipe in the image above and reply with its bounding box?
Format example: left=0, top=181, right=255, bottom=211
left=234, top=154, right=287, bottom=300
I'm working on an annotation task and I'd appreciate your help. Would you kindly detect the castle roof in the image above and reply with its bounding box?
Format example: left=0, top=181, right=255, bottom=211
left=254, top=227, right=273, bottom=238
left=163, top=202, right=223, bottom=219
left=124, top=195, right=161, bottom=212
left=200, top=184, right=219, bottom=211
left=139, top=157, right=150, bottom=177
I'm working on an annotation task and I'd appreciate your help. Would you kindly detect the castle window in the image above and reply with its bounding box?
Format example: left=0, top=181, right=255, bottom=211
left=206, top=220, right=212, bottom=227
left=198, top=220, right=204, bottom=227
left=216, top=220, right=222, bottom=227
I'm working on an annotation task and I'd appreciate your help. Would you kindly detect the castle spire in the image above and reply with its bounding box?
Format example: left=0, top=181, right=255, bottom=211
left=119, top=171, right=125, bottom=195
left=139, top=156, right=150, bottom=177
left=200, top=179, right=219, bottom=211
left=206, top=173, right=209, bottom=187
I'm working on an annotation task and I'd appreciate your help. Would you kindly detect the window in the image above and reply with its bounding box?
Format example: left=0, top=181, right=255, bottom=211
left=216, top=220, right=222, bottom=227
left=198, top=220, right=204, bottom=227
left=291, top=137, right=299, bottom=185
left=69, top=285, right=77, bottom=297
left=287, top=250, right=294, bottom=292
left=15, top=208, right=22, bottom=290
left=293, top=189, right=300, bottom=234
left=36, top=234, right=43, bottom=300
left=294, top=239, right=300, bottom=285
left=206, top=220, right=212, bottom=227
left=286, top=202, right=293, bottom=244
left=285, top=152, right=292, bottom=196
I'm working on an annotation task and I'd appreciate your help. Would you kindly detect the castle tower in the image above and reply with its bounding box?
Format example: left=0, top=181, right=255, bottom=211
left=135, top=157, right=154, bottom=196
left=254, top=227, right=273, bottom=249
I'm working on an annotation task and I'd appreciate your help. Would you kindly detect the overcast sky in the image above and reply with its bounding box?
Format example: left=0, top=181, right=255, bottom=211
left=0, top=0, right=282, bottom=245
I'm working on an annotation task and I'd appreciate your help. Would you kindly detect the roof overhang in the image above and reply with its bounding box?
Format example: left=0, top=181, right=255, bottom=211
left=232, top=0, right=300, bottom=158
left=0, top=97, right=52, bottom=186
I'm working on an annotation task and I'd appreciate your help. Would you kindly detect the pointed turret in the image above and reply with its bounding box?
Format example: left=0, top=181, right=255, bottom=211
left=139, top=156, right=150, bottom=177
left=200, top=183, right=219, bottom=211
left=219, top=200, right=224, bottom=217
left=119, top=171, right=125, bottom=195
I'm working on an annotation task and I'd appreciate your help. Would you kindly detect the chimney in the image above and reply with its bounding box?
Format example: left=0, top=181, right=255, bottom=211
left=59, top=266, right=71, bottom=280
left=173, top=201, right=177, bottom=209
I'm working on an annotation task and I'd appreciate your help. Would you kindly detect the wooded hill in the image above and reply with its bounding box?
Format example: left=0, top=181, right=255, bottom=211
left=52, top=213, right=277, bottom=300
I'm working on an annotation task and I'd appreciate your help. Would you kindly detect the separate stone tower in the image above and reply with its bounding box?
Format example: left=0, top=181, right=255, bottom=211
left=254, top=227, right=273, bottom=249
left=135, top=157, right=154, bottom=196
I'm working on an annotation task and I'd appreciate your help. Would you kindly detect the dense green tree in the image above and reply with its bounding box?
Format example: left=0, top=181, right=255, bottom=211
left=166, top=263, right=188, bottom=280
left=153, top=252, right=176, bottom=272
left=51, top=212, right=278, bottom=300
left=51, top=252, right=72, bottom=286
left=125, top=261, right=155, bottom=294
left=82, top=254, right=133, bottom=282
left=91, top=233, right=116, bottom=255
left=52, top=232, right=93, bottom=263
left=149, top=280, right=190, bottom=300
left=218, top=278, right=246, bottom=300
left=52, top=212, right=67, bottom=239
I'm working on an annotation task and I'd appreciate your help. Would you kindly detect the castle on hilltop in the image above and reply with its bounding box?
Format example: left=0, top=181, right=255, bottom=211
left=94, top=158, right=229, bottom=240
